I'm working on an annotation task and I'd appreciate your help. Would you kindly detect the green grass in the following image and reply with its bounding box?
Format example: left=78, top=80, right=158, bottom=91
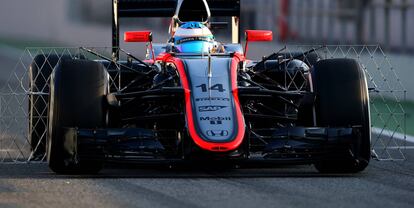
left=371, top=97, right=414, bottom=135
left=0, top=37, right=65, bottom=50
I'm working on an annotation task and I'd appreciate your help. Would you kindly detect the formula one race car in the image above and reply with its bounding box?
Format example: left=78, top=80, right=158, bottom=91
left=29, top=0, right=371, bottom=174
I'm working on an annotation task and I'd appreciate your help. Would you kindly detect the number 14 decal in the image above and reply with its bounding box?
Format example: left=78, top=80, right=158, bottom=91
left=196, top=84, right=225, bottom=92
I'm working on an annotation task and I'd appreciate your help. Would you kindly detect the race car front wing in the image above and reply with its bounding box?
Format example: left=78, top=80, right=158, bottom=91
left=61, top=125, right=360, bottom=165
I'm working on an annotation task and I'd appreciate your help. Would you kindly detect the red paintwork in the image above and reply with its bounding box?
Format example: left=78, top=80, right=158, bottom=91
left=244, top=30, right=273, bottom=57
left=143, top=59, right=155, bottom=65
left=155, top=52, right=171, bottom=62
left=124, top=31, right=152, bottom=42
left=159, top=53, right=246, bottom=152
left=245, top=30, right=273, bottom=42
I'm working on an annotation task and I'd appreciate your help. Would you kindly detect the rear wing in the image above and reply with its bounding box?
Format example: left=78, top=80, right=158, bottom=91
left=112, top=0, right=241, bottom=59
left=116, top=0, right=240, bottom=17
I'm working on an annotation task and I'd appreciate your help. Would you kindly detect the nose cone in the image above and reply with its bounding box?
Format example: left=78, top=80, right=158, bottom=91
left=176, top=57, right=245, bottom=152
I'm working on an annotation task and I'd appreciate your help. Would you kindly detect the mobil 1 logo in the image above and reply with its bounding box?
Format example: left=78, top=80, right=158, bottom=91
left=200, top=116, right=231, bottom=125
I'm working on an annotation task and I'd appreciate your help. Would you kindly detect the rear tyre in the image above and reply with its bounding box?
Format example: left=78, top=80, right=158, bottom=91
left=29, top=54, right=82, bottom=160
left=312, top=58, right=371, bottom=173
left=47, top=59, right=108, bottom=174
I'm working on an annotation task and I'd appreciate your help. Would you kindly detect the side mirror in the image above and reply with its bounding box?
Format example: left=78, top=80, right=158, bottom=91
left=244, top=30, right=273, bottom=57
left=124, top=31, right=152, bottom=42
left=245, top=30, right=273, bottom=42
left=124, top=31, right=155, bottom=62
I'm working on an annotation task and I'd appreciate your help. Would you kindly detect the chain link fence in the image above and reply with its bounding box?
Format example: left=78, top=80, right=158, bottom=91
left=0, top=45, right=408, bottom=162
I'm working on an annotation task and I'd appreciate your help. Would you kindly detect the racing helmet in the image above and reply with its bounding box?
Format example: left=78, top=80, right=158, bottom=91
left=174, top=22, right=215, bottom=53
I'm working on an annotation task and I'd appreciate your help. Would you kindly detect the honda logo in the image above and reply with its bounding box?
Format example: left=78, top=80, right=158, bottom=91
left=206, top=130, right=229, bottom=137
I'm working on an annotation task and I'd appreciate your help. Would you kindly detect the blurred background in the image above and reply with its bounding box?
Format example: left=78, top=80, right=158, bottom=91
left=0, top=0, right=413, bottom=50
left=0, top=0, right=412, bottom=130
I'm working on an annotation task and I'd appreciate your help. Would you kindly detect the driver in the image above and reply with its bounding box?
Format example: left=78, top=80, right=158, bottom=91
left=172, top=22, right=224, bottom=53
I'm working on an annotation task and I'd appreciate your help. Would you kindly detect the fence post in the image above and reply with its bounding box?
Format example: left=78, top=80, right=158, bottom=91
left=401, top=0, right=408, bottom=52
left=317, top=0, right=324, bottom=43
left=356, top=0, right=369, bottom=44
left=370, top=1, right=376, bottom=44
left=384, top=0, right=391, bottom=49
left=328, top=0, right=335, bottom=43
left=294, top=0, right=301, bottom=41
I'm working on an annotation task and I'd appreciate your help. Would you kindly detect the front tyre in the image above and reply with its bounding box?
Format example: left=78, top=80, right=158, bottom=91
left=312, top=58, right=371, bottom=173
left=47, top=59, right=108, bottom=174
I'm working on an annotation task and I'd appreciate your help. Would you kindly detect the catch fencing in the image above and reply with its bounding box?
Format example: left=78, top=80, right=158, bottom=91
left=0, top=46, right=408, bottom=162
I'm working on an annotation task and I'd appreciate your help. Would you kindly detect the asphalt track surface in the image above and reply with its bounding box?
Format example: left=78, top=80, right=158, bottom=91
left=0, top=53, right=414, bottom=208
left=0, top=154, right=413, bottom=208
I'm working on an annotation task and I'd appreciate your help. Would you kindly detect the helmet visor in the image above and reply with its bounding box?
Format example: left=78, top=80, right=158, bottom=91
left=175, top=39, right=214, bottom=53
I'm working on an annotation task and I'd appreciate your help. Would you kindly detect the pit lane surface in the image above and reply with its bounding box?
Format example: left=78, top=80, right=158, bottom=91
left=0, top=52, right=413, bottom=208
left=0, top=153, right=413, bottom=208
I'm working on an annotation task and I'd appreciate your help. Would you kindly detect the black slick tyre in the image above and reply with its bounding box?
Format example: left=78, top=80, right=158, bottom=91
left=312, top=58, right=371, bottom=173
left=47, top=59, right=108, bottom=174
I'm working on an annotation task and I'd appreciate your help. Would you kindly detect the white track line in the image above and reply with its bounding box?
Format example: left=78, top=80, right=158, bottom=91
left=372, top=127, right=414, bottom=143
